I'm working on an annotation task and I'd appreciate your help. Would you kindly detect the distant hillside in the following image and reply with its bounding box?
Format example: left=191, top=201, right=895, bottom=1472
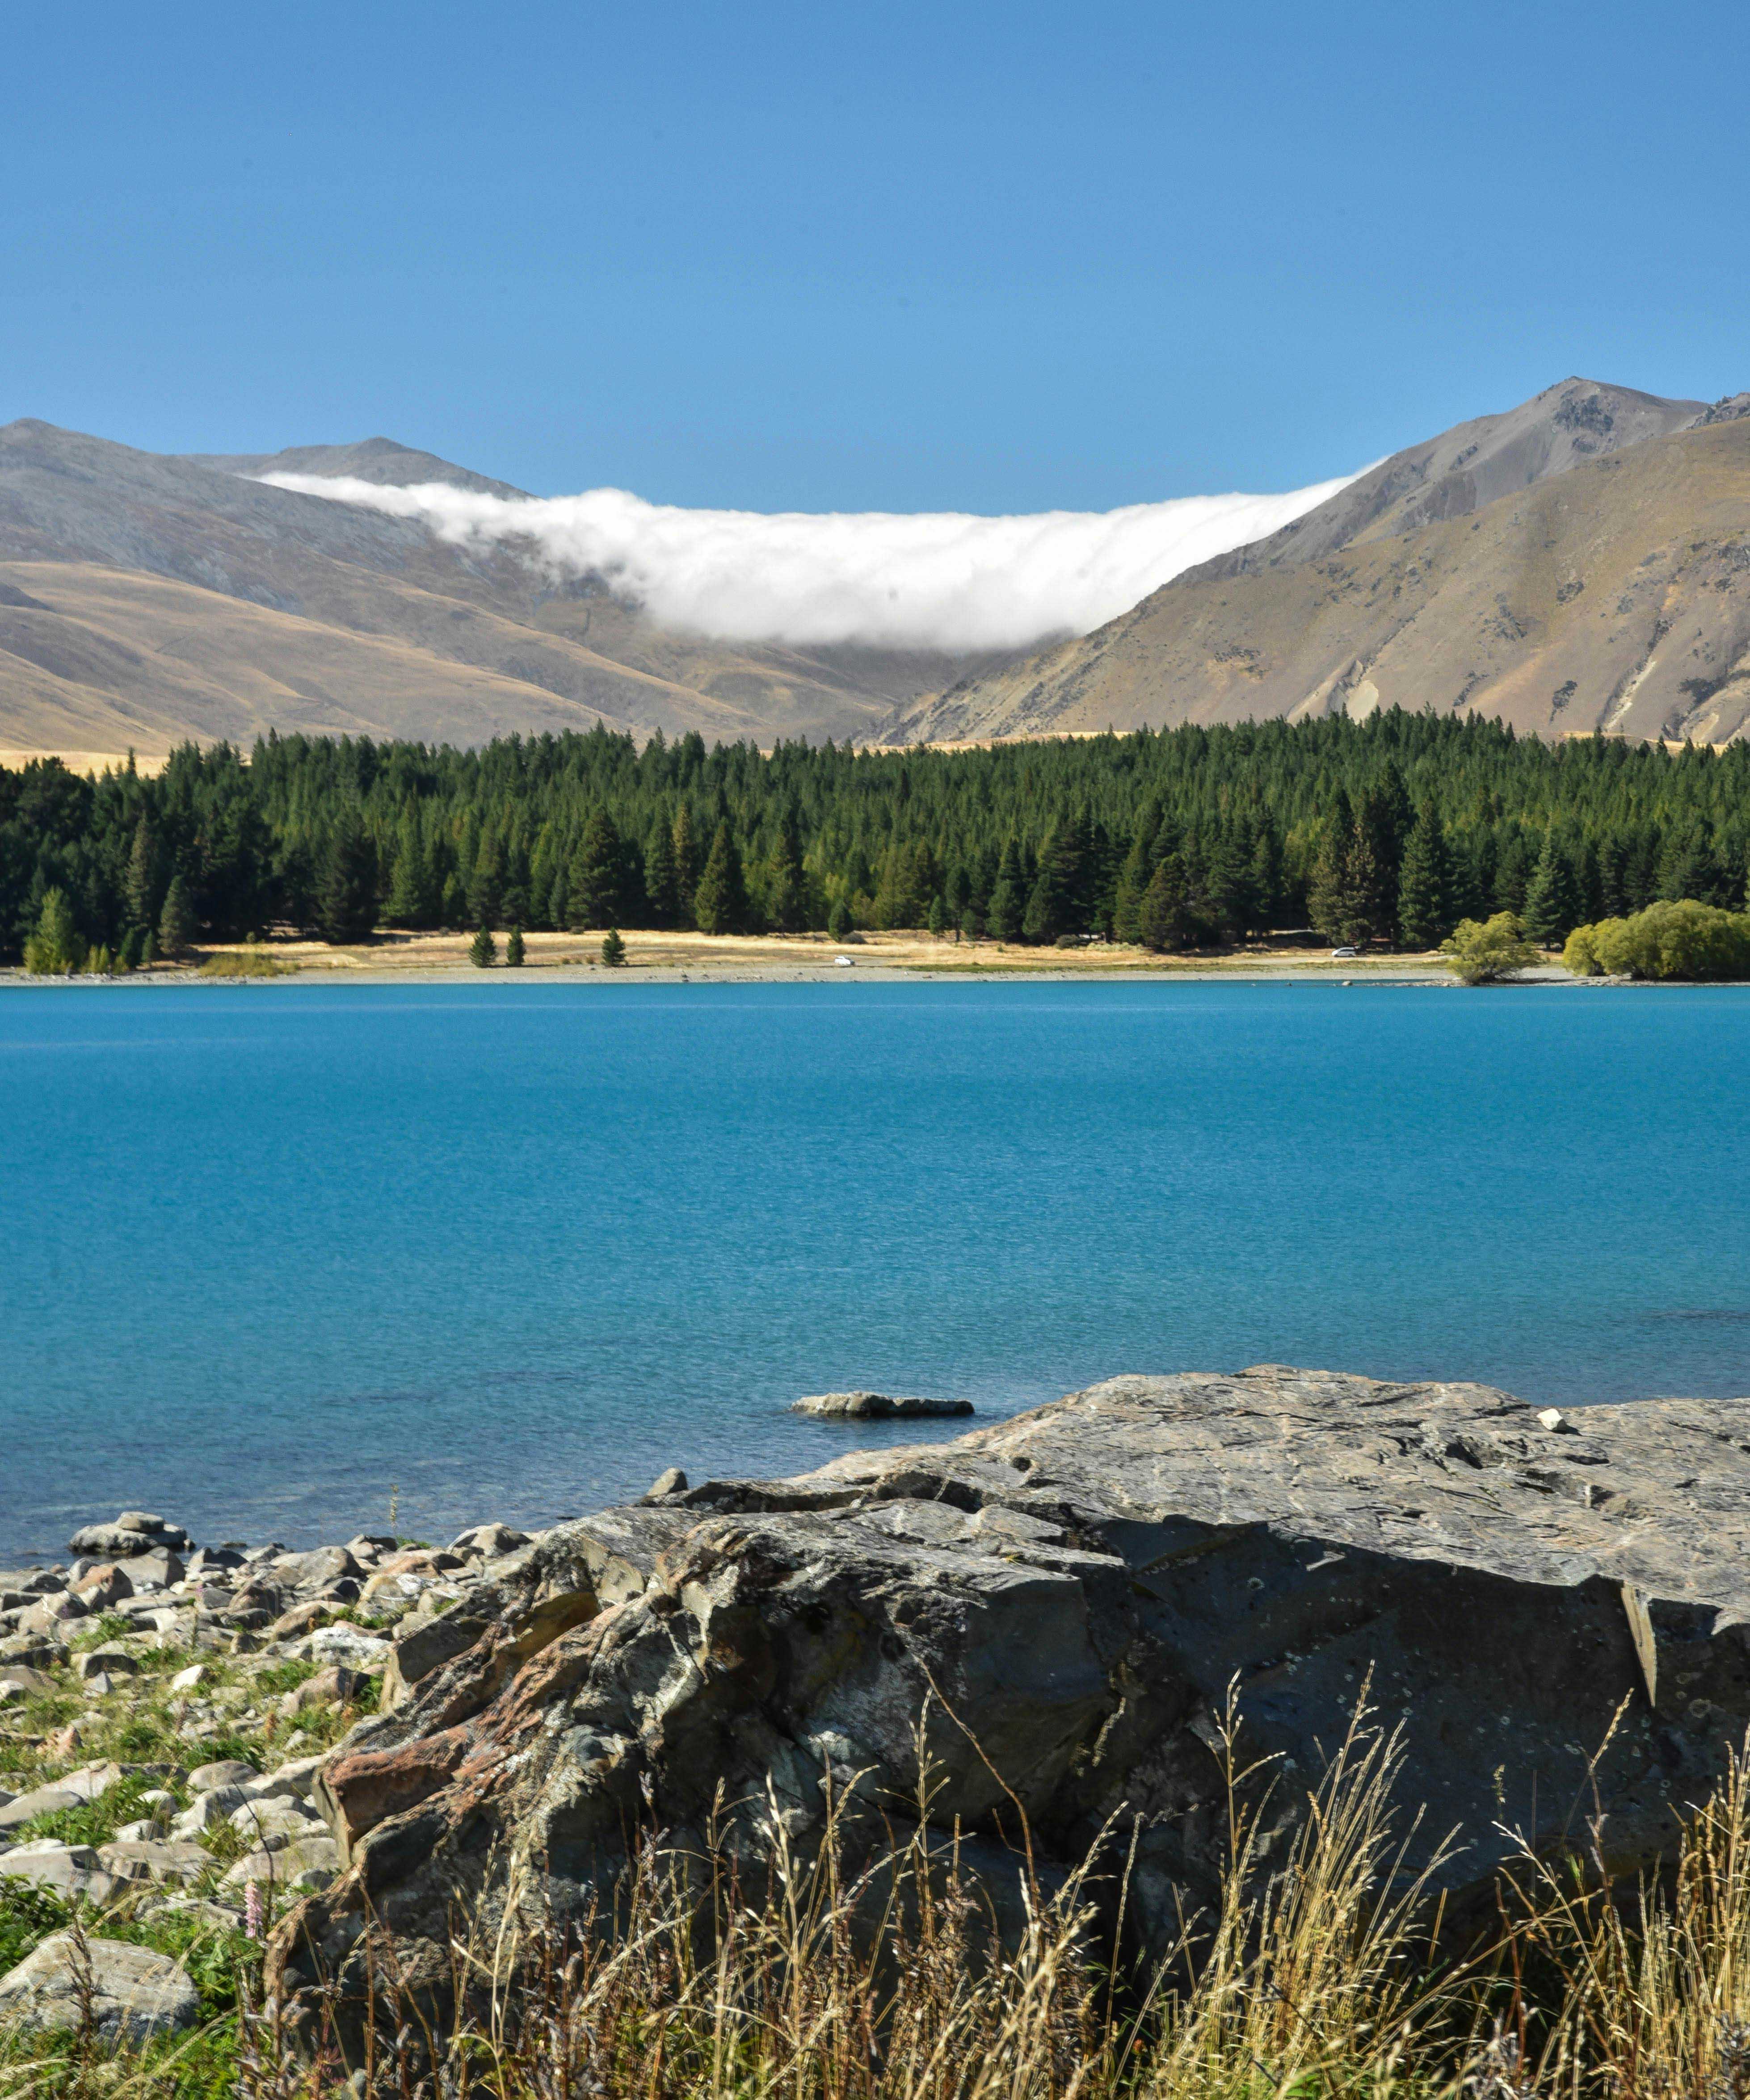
left=885, top=379, right=1750, bottom=746
left=0, top=421, right=1022, bottom=760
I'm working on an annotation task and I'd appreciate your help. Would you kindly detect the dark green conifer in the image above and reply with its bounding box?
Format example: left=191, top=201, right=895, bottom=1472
left=692, top=821, right=748, bottom=934
left=671, top=806, right=702, bottom=916
left=318, top=816, right=379, bottom=942
left=1522, top=833, right=1582, bottom=947
left=766, top=814, right=807, bottom=932
left=644, top=820, right=681, bottom=928
left=828, top=896, right=854, bottom=941
left=1136, top=855, right=1190, bottom=952
left=505, top=926, right=526, bottom=967
left=601, top=926, right=627, bottom=966
left=469, top=924, right=496, bottom=967
left=568, top=812, right=629, bottom=929
left=158, top=873, right=195, bottom=956
left=1396, top=806, right=1454, bottom=949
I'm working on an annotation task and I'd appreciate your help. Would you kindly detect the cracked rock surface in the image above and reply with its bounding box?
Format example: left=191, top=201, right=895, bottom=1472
left=272, top=1367, right=1750, bottom=2026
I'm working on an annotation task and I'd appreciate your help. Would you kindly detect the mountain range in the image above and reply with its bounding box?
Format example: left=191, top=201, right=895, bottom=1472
left=2, top=376, right=1747, bottom=763
left=0, top=423, right=1020, bottom=762
left=883, top=378, right=1750, bottom=746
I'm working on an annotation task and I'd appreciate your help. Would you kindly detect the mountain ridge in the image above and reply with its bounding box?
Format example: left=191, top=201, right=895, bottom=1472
left=883, top=378, right=1750, bottom=746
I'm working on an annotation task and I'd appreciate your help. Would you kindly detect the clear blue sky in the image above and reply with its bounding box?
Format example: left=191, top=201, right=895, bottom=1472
left=2, top=0, right=1745, bottom=512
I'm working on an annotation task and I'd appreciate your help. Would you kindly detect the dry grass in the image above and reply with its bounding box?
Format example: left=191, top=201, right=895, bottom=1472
left=13, top=1694, right=1750, bottom=2098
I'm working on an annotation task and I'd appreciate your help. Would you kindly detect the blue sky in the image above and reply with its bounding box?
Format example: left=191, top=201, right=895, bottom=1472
left=2, top=0, right=1745, bottom=512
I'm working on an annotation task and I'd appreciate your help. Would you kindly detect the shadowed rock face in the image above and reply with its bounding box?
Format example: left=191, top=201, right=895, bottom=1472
left=270, top=1368, right=1750, bottom=2031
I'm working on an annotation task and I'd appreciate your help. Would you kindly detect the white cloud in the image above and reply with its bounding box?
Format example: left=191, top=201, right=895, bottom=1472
left=259, top=467, right=1359, bottom=653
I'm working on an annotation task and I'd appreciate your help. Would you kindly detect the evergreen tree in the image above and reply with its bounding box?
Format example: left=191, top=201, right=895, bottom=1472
left=1493, top=830, right=1534, bottom=914
left=960, top=905, right=982, bottom=941
left=568, top=812, right=630, bottom=928
left=386, top=813, right=435, bottom=927
left=601, top=926, right=627, bottom=966
left=318, top=816, right=379, bottom=942
left=505, top=926, right=525, bottom=967
left=1396, top=806, right=1453, bottom=949
left=984, top=841, right=1025, bottom=941
left=692, top=821, right=748, bottom=934
left=1136, top=855, right=1191, bottom=952
left=828, top=896, right=853, bottom=941
left=24, top=888, right=85, bottom=974
left=927, top=894, right=947, bottom=937
left=1521, top=833, right=1583, bottom=947
left=469, top=924, right=496, bottom=967
left=643, top=819, right=681, bottom=928
left=158, top=873, right=195, bottom=956
left=766, top=814, right=807, bottom=932
left=123, top=818, right=161, bottom=933
left=671, top=806, right=702, bottom=917
left=1307, top=794, right=1354, bottom=941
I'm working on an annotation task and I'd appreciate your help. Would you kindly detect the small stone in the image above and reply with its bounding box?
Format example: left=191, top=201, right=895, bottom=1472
left=188, top=1757, right=258, bottom=1794
left=790, top=1391, right=975, bottom=1419
left=75, top=1649, right=139, bottom=1681
left=169, top=1663, right=207, bottom=1692
left=643, top=1468, right=688, bottom=1501
left=278, top=1663, right=366, bottom=1717
left=0, top=1932, right=199, bottom=2045
left=169, top=1786, right=250, bottom=1836
left=450, top=1522, right=530, bottom=1558
left=0, top=1785, right=82, bottom=1831
left=310, top=1625, right=392, bottom=1671
left=97, top=1838, right=210, bottom=1884
left=71, top=1563, right=134, bottom=1609
left=243, top=1753, right=326, bottom=1803
left=221, top=1830, right=340, bottom=1893
left=83, top=1671, right=115, bottom=1697
left=1537, top=1407, right=1574, bottom=1432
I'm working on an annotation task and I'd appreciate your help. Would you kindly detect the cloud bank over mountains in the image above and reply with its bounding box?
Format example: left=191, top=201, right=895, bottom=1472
left=259, top=469, right=1360, bottom=654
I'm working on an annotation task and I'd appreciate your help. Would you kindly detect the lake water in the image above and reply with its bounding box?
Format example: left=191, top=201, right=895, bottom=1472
left=5, top=978, right=1750, bottom=1561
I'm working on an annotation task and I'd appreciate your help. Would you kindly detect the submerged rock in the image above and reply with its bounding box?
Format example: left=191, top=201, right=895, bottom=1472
left=268, top=1366, right=1750, bottom=2037
left=791, top=1390, right=975, bottom=1418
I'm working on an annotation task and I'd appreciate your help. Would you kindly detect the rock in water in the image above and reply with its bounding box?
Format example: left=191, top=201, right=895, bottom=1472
left=0, top=1934, right=199, bottom=2045
left=271, top=1367, right=1750, bottom=2039
left=791, top=1390, right=974, bottom=1417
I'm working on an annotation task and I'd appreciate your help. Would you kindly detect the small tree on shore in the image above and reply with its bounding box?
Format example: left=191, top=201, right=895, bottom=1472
left=602, top=927, right=627, bottom=966
left=470, top=924, right=497, bottom=968
left=24, top=888, right=86, bottom=975
left=1440, top=911, right=1539, bottom=985
left=505, top=926, right=526, bottom=967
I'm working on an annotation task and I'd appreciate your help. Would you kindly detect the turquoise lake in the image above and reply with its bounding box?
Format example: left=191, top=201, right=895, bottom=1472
left=5, top=978, right=1750, bottom=1560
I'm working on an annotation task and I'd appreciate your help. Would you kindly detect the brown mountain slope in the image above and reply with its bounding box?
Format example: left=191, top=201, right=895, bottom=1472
left=888, top=380, right=1750, bottom=745
left=0, top=421, right=1021, bottom=758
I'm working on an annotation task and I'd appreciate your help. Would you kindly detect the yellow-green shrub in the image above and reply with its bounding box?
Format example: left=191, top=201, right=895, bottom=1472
left=1565, top=899, right=1750, bottom=981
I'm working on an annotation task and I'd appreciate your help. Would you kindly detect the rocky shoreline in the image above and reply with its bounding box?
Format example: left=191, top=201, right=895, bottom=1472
left=0, top=1509, right=534, bottom=2040
left=10, top=1365, right=1750, bottom=2051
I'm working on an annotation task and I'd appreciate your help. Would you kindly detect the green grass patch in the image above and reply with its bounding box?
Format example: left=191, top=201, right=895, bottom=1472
left=249, top=1657, right=316, bottom=1698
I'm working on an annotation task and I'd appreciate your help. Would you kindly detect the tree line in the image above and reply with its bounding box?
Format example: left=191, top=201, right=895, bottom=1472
left=5, top=710, right=1750, bottom=964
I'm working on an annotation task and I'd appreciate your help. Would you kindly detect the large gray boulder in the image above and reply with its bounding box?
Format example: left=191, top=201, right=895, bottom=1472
left=270, top=1367, right=1750, bottom=2037
left=0, top=1933, right=198, bottom=2045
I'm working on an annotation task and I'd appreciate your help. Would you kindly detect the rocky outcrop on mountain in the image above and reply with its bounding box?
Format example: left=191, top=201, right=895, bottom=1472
left=269, top=1366, right=1750, bottom=2041
left=888, top=379, right=1750, bottom=746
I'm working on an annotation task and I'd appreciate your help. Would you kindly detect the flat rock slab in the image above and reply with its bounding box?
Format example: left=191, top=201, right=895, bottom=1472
left=792, top=1390, right=974, bottom=1418
left=272, top=1366, right=1750, bottom=2037
left=0, top=1933, right=198, bottom=2045
left=97, top=1839, right=210, bottom=1884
